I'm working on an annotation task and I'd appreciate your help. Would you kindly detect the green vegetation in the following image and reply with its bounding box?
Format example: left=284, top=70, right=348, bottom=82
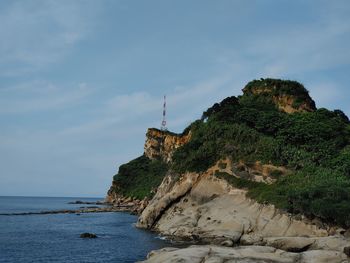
left=243, top=78, right=315, bottom=109
left=248, top=166, right=350, bottom=227
left=214, top=171, right=262, bottom=189
left=112, top=155, right=168, bottom=199
left=172, top=78, right=350, bottom=227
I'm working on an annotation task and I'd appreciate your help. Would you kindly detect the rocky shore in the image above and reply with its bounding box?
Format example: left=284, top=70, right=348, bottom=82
left=106, top=184, right=150, bottom=215
left=0, top=204, right=135, bottom=216
left=136, top=165, right=350, bottom=262
left=140, top=245, right=349, bottom=263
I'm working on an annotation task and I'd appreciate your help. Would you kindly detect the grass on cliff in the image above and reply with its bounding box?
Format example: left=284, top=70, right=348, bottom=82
left=243, top=78, right=313, bottom=107
left=248, top=167, right=350, bottom=227
left=172, top=78, right=350, bottom=227
left=112, top=155, right=168, bottom=199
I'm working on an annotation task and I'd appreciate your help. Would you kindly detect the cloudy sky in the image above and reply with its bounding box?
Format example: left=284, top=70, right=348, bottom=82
left=1, top=0, right=349, bottom=197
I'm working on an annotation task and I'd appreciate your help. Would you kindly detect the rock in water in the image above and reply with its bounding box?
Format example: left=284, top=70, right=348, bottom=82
left=80, top=233, right=97, bottom=238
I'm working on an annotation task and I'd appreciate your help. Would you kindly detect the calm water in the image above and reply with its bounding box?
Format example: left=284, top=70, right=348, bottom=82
left=0, top=196, right=171, bottom=263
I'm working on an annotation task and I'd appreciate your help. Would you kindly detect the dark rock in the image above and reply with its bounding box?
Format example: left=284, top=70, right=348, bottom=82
left=69, top=200, right=84, bottom=204
left=344, top=229, right=350, bottom=238
left=344, top=246, right=350, bottom=257
left=80, top=233, right=97, bottom=238
left=69, top=200, right=105, bottom=205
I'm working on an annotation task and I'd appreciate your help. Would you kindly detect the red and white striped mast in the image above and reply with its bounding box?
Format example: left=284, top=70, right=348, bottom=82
left=161, top=95, right=167, bottom=131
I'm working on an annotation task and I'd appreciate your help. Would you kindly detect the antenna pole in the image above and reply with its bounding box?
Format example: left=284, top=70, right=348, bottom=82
left=161, top=95, right=167, bottom=131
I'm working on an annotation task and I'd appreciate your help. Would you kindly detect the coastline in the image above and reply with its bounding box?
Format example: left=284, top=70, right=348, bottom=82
left=0, top=196, right=170, bottom=263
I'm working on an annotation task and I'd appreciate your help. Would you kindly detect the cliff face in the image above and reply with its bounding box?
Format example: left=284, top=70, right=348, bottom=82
left=105, top=128, right=190, bottom=207
left=137, top=162, right=330, bottom=239
left=244, top=86, right=316, bottom=113
left=137, top=162, right=350, bottom=261
left=144, top=128, right=191, bottom=163
left=107, top=78, right=350, bottom=262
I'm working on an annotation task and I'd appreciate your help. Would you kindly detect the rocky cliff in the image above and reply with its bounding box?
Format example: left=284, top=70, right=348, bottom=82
left=144, top=128, right=191, bottom=163
left=137, top=161, right=350, bottom=262
left=242, top=78, right=316, bottom=113
left=107, top=78, right=350, bottom=262
left=105, top=128, right=190, bottom=209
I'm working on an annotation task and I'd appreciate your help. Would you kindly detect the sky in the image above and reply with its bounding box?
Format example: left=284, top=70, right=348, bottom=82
left=0, top=0, right=349, bottom=197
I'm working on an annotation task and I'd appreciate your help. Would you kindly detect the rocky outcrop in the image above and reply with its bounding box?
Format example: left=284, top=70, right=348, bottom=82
left=144, top=128, right=191, bottom=163
left=105, top=128, right=190, bottom=211
left=242, top=84, right=316, bottom=113
left=107, top=196, right=148, bottom=215
left=80, top=233, right=97, bottom=238
left=105, top=181, right=149, bottom=214
left=105, top=181, right=119, bottom=203
left=137, top=162, right=350, bottom=259
left=140, top=245, right=349, bottom=263
left=214, top=158, right=289, bottom=184
left=273, top=94, right=315, bottom=113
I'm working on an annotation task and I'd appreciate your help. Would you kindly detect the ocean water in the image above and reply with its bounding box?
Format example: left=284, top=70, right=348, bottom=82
left=0, top=196, right=171, bottom=263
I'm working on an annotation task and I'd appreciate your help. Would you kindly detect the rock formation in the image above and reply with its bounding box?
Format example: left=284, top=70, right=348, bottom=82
left=140, top=245, right=349, bottom=263
left=144, top=128, right=191, bottom=163
left=137, top=164, right=350, bottom=261
left=105, top=181, right=149, bottom=215
left=242, top=78, right=316, bottom=113
left=106, top=78, right=350, bottom=262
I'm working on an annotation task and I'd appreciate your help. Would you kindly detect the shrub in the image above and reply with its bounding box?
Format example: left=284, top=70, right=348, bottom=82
left=214, top=171, right=262, bottom=189
left=243, top=78, right=311, bottom=100
left=113, top=155, right=168, bottom=199
left=248, top=167, right=350, bottom=227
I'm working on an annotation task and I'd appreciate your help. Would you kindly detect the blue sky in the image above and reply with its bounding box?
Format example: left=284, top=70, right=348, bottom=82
left=0, top=0, right=349, bottom=197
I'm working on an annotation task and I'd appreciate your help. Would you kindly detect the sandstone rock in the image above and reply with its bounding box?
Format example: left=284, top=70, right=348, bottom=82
left=136, top=163, right=350, bottom=261
left=106, top=128, right=191, bottom=208
left=344, top=229, right=350, bottom=238
left=310, top=236, right=350, bottom=252
left=240, top=234, right=265, bottom=246
left=144, top=128, right=191, bottom=163
left=264, top=237, right=314, bottom=252
left=242, top=83, right=316, bottom=113
left=220, top=239, right=233, bottom=247
left=139, top=245, right=349, bottom=263
left=139, top=170, right=329, bottom=242
left=299, top=250, right=348, bottom=263
left=137, top=172, right=200, bottom=229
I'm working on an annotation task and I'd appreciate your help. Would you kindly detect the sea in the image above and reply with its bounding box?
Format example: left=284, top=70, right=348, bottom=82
left=0, top=196, right=172, bottom=263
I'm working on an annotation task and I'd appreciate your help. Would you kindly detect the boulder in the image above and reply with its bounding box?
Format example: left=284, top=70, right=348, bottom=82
left=80, top=233, right=97, bottom=238
left=139, top=245, right=349, bottom=263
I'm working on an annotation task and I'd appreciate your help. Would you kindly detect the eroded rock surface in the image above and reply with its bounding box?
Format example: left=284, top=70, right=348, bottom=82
left=144, top=128, right=191, bottom=163
left=242, top=83, right=316, bottom=113
left=139, top=245, right=349, bottom=263
left=137, top=165, right=350, bottom=256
